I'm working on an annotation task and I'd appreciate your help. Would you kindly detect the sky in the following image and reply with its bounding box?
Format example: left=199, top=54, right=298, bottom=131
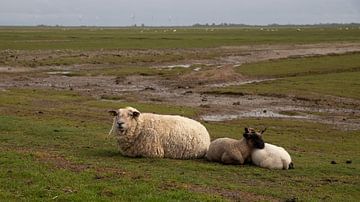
left=0, top=0, right=359, bottom=26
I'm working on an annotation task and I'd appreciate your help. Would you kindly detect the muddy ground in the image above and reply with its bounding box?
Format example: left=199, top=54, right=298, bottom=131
left=1, top=42, right=360, bottom=130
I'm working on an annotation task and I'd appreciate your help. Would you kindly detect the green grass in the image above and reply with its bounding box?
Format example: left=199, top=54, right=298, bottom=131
left=236, top=52, right=360, bottom=78
left=211, top=52, right=360, bottom=102
left=1, top=88, right=360, bottom=201
left=0, top=49, right=219, bottom=68
left=0, top=88, right=198, bottom=121
left=210, top=71, right=360, bottom=100
left=1, top=27, right=360, bottom=200
left=0, top=27, right=360, bottom=50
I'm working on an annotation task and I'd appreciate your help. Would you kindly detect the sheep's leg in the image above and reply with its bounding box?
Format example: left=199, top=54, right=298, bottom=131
left=221, top=153, right=233, bottom=164
left=229, top=150, right=245, bottom=164
left=221, top=152, right=244, bottom=165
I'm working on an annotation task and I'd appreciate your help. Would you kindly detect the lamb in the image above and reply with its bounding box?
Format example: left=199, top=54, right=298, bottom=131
left=206, top=128, right=265, bottom=164
left=108, top=106, right=211, bottom=159
left=251, top=143, right=294, bottom=170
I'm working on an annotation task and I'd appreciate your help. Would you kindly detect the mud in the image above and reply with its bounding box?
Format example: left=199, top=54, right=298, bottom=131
left=1, top=43, right=360, bottom=130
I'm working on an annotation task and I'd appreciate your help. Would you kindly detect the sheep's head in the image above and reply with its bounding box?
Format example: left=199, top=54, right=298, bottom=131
left=108, top=107, right=141, bottom=136
left=243, top=127, right=265, bottom=149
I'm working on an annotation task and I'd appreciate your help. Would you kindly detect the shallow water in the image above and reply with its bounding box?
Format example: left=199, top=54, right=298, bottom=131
left=201, top=109, right=310, bottom=122
left=47, top=71, right=72, bottom=75
left=164, top=64, right=191, bottom=68
left=207, top=78, right=276, bottom=88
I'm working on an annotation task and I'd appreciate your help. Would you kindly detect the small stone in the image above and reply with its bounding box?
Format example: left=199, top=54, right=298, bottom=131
left=94, top=175, right=103, bottom=180
left=144, top=87, right=155, bottom=91
left=331, top=160, right=337, bottom=164
left=285, top=197, right=298, bottom=202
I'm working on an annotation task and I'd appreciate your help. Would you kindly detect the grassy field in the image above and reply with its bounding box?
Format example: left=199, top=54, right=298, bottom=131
left=0, top=27, right=360, bottom=50
left=210, top=71, right=360, bottom=100
left=1, top=27, right=360, bottom=201
left=236, top=52, right=360, bottom=78
left=1, top=89, right=359, bottom=201
left=210, top=52, right=360, bottom=103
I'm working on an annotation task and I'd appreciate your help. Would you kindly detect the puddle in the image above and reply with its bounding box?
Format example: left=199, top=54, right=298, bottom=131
left=208, top=79, right=276, bottom=88
left=162, top=64, right=191, bottom=68
left=47, top=71, right=72, bottom=75
left=202, top=109, right=310, bottom=122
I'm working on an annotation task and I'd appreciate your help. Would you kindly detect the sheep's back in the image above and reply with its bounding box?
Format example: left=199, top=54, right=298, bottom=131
left=138, top=113, right=210, bottom=158
left=206, top=138, right=238, bottom=161
left=251, top=143, right=292, bottom=169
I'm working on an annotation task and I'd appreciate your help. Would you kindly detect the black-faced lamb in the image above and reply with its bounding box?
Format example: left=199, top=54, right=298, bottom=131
left=206, top=128, right=265, bottom=164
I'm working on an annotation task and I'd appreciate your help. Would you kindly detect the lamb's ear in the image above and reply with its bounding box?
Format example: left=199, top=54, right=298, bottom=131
left=244, top=127, right=250, bottom=133
left=260, top=128, right=267, bottom=135
left=108, top=110, right=118, bottom=116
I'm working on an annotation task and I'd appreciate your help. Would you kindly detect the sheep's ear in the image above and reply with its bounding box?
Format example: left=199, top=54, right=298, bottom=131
left=108, top=110, right=118, bottom=116
left=261, top=128, right=267, bottom=135
left=129, top=109, right=140, bottom=118
left=243, top=132, right=250, bottom=139
left=132, top=111, right=140, bottom=117
left=244, top=127, right=250, bottom=133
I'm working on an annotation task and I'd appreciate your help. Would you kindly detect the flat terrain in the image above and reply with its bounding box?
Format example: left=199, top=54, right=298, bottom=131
left=1, top=26, right=360, bottom=201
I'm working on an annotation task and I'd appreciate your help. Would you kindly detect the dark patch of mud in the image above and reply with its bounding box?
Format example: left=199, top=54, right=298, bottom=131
left=158, top=181, right=280, bottom=201
left=33, top=151, right=91, bottom=172
left=187, top=184, right=280, bottom=202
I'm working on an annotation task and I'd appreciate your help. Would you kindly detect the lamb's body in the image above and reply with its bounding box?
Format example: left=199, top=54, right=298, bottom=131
left=206, top=138, right=250, bottom=164
left=109, top=110, right=210, bottom=159
left=251, top=143, right=293, bottom=170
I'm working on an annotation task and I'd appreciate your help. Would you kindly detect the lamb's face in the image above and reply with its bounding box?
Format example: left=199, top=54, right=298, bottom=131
left=243, top=128, right=265, bottom=149
left=109, top=107, right=140, bottom=135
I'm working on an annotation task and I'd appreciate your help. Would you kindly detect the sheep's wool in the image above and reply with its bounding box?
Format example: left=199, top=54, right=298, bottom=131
left=251, top=143, right=292, bottom=169
left=109, top=109, right=210, bottom=159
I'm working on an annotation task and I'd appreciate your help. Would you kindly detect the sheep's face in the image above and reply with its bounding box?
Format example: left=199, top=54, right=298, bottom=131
left=109, top=107, right=140, bottom=135
left=243, top=128, right=265, bottom=149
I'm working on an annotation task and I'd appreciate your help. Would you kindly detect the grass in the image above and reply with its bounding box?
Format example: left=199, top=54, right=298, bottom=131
left=236, top=52, right=360, bottom=78
left=0, top=49, right=219, bottom=68
left=0, top=27, right=360, bottom=50
left=1, top=27, right=360, bottom=201
left=210, top=51, right=360, bottom=103
left=210, top=71, right=360, bottom=100
left=1, top=88, right=359, bottom=201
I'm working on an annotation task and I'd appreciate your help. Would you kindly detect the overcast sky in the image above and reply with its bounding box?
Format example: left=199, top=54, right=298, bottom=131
left=0, top=0, right=359, bottom=26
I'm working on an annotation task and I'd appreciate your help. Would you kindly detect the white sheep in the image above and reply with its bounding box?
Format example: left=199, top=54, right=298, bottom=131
left=108, top=107, right=210, bottom=159
left=206, top=128, right=265, bottom=164
left=251, top=143, right=294, bottom=170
